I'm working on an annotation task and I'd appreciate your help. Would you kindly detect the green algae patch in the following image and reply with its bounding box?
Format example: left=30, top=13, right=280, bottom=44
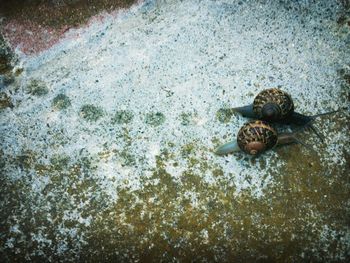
left=116, top=127, right=133, bottom=147
left=16, top=150, right=38, bottom=170
left=25, top=79, right=49, bottom=96
left=52, top=94, right=71, bottom=110
left=2, top=74, right=15, bottom=86
left=80, top=104, right=104, bottom=121
left=84, top=164, right=349, bottom=262
left=111, top=110, right=134, bottom=124
left=3, top=125, right=349, bottom=262
left=179, top=112, right=197, bottom=126
left=145, top=112, right=165, bottom=126
left=216, top=108, right=235, bottom=123
left=212, top=168, right=224, bottom=177
left=77, top=134, right=349, bottom=261
left=0, top=54, right=12, bottom=75
left=50, top=154, right=71, bottom=170
left=0, top=92, right=13, bottom=109
left=0, top=150, right=6, bottom=169
left=180, top=142, right=197, bottom=158
left=0, top=150, right=113, bottom=261
left=0, top=34, right=15, bottom=75
left=119, top=150, right=136, bottom=167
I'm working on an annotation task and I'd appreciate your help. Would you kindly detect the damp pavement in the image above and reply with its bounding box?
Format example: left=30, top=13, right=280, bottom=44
left=0, top=0, right=349, bottom=262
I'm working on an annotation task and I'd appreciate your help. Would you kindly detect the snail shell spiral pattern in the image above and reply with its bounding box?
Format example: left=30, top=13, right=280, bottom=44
left=237, top=120, right=278, bottom=155
left=253, top=88, right=294, bottom=121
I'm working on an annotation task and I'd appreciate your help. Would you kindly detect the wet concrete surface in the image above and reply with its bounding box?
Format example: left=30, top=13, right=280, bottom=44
left=0, top=0, right=349, bottom=262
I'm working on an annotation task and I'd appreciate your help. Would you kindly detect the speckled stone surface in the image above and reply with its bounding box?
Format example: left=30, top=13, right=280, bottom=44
left=0, top=0, right=349, bottom=262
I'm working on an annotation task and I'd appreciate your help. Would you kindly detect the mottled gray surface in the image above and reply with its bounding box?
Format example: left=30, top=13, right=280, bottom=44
left=0, top=0, right=349, bottom=262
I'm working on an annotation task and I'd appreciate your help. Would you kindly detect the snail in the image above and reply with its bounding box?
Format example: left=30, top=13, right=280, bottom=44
left=214, top=120, right=310, bottom=156
left=232, top=88, right=341, bottom=141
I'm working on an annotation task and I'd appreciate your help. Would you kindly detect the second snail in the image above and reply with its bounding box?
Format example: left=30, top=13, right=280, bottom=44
left=214, top=120, right=309, bottom=156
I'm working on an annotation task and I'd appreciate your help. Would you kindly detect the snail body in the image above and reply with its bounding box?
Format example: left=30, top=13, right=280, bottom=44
left=215, top=120, right=303, bottom=156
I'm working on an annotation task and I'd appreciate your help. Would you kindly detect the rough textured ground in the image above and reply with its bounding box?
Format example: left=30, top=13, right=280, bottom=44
left=0, top=0, right=350, bottom=262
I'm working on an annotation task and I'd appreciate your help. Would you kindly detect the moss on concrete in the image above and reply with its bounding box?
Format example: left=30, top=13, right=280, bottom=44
left=0, top=34, right=15, bottom=75
left=50, top=154, right=71, bottom=170
left=216, top=108, right=235, bottom=123
left=179, top=112, right=197, bottom=126
left=25, top=79, right=49, bottom=96
left=0, top=92, right=13, bottom=109
left=80, top=104, right=104, bottom=122
left=52, top=94, right=71, bottom=110
left=145, top=112, right=166, bottom=126
left=111, top=110, right=134, bottom=124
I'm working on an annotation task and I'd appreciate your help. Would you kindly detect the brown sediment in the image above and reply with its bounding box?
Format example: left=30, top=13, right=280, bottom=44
left=0, top=0, right=139, bottom=54
left=79, top=140, right=350, bottom=262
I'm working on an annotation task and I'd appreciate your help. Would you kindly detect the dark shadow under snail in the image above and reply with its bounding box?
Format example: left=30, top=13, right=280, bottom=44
left=214, top=120, right=311, bottom=156
left=232, top=88, right=342, bottom=141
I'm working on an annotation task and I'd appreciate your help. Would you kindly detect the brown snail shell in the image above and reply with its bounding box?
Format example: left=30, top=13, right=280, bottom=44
left=237, top=120, right=278, bottom=155
left=253, top=88, right=294, bottom=121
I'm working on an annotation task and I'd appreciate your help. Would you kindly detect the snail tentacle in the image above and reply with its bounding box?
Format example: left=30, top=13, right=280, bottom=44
left=310, top=108, right=344, bottom=119
left=293, top=137, right=317, bottom=153
left=289, top=109, right=343, bottom=142
left=307, top=123, right=325, bottom=142
left=277, top=132, right=316, bottom=153
left=231, top=104, right=256, bottom=118
left=289, top=109, right=342, bottom=126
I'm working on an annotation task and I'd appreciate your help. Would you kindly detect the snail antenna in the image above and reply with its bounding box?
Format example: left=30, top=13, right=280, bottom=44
left=231, top=104, right=256, bottom=118
left=277, top=132, right=317, bottom=154
left=308, top=107, right=348, bottom=141
left=310, top=108, right=344, bottom=119
left=291, top=122, right=324, bottom=142
left=293, top=136, right=317, bottom=154
left=307, top=123, right=325, bottom=142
